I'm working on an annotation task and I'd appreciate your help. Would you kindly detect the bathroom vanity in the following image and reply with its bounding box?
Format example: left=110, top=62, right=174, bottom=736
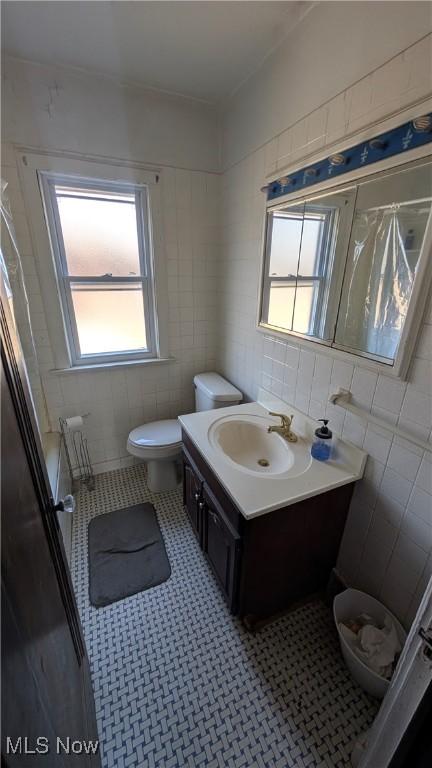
left=179, top=391, right=366, bottom=624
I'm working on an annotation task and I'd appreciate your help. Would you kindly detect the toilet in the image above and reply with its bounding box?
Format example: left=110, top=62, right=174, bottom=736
left=127, top=372, right=242, bottom=492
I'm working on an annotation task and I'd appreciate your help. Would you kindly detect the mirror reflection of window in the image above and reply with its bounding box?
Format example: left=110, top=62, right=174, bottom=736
left=292, top=204, right=338, bottom=337
left=265, top=203, right=304, bottom=332
left=335, top=162, right=432, bottom=361
left=263, top=192, right=353, bottom=339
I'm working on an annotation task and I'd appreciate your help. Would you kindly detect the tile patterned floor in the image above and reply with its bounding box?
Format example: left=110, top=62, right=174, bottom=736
left=71, top=466, right=379, bottom=768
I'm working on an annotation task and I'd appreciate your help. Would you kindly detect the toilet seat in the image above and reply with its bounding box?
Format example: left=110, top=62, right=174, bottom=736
left=126, top=372, right=242, bottom=492
left=127, top=419, right=182, bottom=460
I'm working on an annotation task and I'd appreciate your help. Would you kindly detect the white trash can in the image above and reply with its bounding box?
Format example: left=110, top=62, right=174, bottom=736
left=333, top=588, right=407, bottom=699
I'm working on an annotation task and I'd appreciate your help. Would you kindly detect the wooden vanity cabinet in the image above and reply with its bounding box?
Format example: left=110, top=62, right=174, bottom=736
left=182, top=459, right=202, bottom=541
left=202, top=484, right=241, bottom=613
left=182, top=443, right=241, bottom=611
left=182, top=430, right=354, bottom=624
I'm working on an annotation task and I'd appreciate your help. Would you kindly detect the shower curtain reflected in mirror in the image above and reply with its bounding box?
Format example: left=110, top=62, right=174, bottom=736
left=335, top=201, right=432, bottom=361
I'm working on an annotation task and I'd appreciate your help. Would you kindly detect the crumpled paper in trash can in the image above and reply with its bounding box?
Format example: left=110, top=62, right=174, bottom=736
left=339, top=612, right=402, bottom=679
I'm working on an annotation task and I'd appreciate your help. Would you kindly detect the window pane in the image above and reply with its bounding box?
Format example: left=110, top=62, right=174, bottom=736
left=56, top=188, right=141, bottom=276
left=296, top=214, right=324, bottom=275
left=267, top=280, right=296, bottom=330
left=292, top=206, right=327, bottom=335
left=264, top=203, right=304, bottom=330
left=267, top=204, right=304, bottom=277
left=70, top=282, right=147, bottom=355
left=292, top=280, right=321, bottom=335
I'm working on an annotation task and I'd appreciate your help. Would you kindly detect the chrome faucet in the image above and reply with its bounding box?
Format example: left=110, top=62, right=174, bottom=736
left=267, top=411, right=298, bottom=442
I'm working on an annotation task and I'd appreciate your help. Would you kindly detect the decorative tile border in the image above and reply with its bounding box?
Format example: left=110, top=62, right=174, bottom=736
left=265, top=113, right=432, bottom=201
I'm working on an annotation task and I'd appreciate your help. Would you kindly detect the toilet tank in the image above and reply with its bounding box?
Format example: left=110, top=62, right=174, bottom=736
left=194, top=372, right=242, bottom=412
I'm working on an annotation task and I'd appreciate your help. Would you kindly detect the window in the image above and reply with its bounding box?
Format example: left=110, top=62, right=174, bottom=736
left=261, top=191, right=352, bottom=340
left=40, top=174, right=157, bottom=365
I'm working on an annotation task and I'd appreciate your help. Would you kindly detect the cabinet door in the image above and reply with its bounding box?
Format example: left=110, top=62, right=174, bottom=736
left=203, top=487, right=241, bottom=613
left=182, top=454, right=203, bottom=541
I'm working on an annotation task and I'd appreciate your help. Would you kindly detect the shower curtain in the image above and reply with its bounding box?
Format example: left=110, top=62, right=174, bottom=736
left=335, top=203, right=429, bottom=361
left=1, top=178, right=49, bottom=431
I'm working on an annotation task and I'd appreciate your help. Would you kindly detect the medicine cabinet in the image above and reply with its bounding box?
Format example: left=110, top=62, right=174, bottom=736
left=259, top=157, right=432, bottom=377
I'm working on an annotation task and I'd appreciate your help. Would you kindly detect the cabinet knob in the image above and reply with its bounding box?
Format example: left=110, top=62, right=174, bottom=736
left=210, top=510, right=221, bottom=527
left=198, top=501, right=205, bottom=510
left=194, top=492, right=200, bottom=501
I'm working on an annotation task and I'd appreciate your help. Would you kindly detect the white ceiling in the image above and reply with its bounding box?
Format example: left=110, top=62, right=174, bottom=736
left=1, top=1, right=312, bottom=103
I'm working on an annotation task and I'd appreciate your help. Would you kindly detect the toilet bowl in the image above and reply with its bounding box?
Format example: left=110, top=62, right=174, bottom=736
left=127, top=419, right=182, bottom=493
left=127, top=372, right=242, bottom=493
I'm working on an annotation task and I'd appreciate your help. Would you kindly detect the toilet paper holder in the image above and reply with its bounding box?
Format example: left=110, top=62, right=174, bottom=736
left=59, top=415, right=95, bottom=491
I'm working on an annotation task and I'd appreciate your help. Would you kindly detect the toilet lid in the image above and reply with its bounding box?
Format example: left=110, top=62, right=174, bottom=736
left=129, top=419, right=182, bottom=448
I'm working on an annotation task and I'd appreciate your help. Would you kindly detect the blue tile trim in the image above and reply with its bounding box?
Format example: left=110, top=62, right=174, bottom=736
left=267, top=113, right=432, bottom=202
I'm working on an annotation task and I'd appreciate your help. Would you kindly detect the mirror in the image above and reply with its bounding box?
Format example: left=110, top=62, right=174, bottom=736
left=263, top=191, right=355, bottom=339
left=264, top=202, right=303, bottom=333
left=334, top=161, right=432, bottom=361
left=259, top=157, right=432, bottom=373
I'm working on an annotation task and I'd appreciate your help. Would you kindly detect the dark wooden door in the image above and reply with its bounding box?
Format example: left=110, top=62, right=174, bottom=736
left=202, top=485, right=241, bottom=613
left=1, top=281, right=100, bottom=766
left=182, top=453, right=203, bottom=541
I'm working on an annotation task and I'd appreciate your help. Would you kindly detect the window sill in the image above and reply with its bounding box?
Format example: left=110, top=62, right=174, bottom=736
left=50, top=356, right=175, bottom=375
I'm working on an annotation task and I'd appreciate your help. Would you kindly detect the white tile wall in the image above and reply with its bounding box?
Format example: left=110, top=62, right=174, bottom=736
left=257, top=33, right=432, bottom=177
left=2, top=146, right=220, bottom=471
left=2, top=28, right=431, bottom=627
left=217, top=35, right=432, bottom=628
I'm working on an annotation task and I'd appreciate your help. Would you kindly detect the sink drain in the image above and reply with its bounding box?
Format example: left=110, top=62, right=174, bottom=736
left=258, top=458, right=270, bottom=467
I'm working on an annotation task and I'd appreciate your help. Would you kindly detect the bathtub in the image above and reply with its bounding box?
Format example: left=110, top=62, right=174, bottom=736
left=43, top=431, right=72, bottom=564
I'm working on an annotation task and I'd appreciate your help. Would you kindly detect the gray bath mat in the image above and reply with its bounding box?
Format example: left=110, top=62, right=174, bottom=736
left=88, top=502, right=171, bottom=607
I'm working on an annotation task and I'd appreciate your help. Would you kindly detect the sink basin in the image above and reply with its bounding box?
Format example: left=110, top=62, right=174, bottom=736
left=208, top=414, right=312, bottom=477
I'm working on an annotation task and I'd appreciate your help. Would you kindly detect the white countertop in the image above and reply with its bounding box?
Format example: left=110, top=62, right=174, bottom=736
left=179, top=388, right=367, bottom=519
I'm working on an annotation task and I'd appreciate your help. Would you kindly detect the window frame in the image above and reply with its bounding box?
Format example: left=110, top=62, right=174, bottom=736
left=17, top=151, right=169, bottom=372
left=262, top=205, right=340, bottom=338
left=40, top=173, right=157, bottom=366
left=260, top=189, right=356, bottom=343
